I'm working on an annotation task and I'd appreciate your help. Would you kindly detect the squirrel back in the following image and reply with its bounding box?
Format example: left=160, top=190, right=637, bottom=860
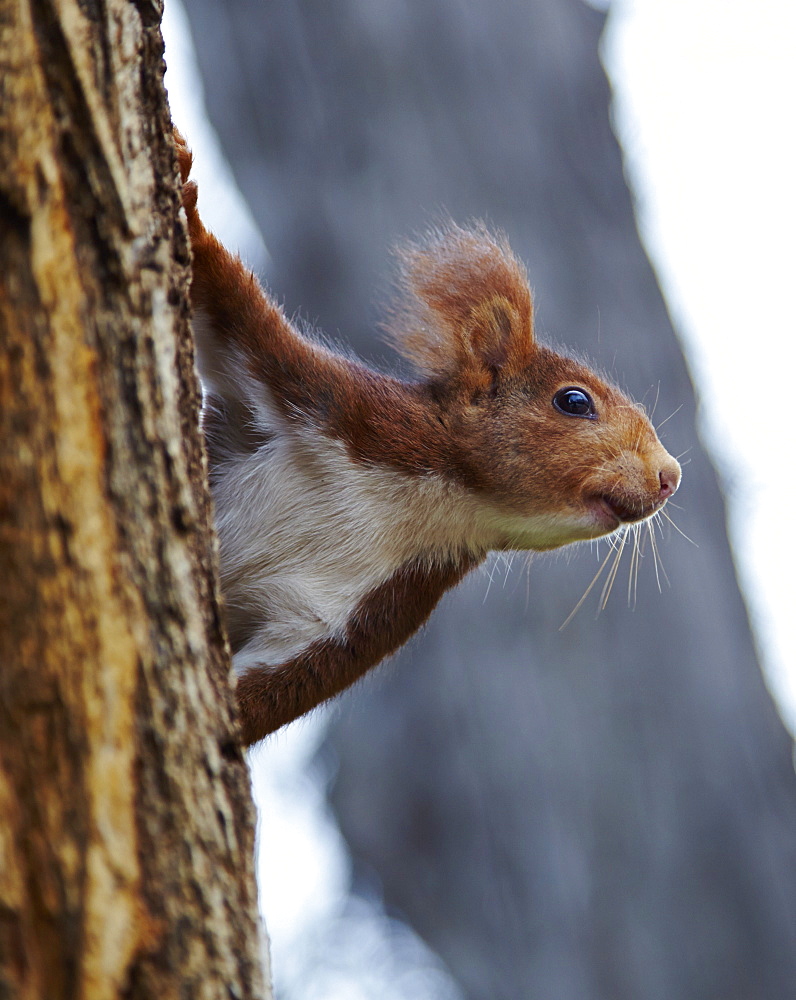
left=175, top=133, right=680, bottom=743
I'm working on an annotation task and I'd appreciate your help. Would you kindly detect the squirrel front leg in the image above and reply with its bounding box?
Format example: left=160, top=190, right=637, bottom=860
left=235, top=555, right=476, bottom=744
left=176, top=133, right=346, bottom=424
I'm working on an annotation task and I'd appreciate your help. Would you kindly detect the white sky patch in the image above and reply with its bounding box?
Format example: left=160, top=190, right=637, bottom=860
left=604, top=0, right=796, bottom=731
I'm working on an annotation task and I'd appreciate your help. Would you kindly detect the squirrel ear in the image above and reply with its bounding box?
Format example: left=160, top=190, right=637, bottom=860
left=387, top=223, right=536, bottom=383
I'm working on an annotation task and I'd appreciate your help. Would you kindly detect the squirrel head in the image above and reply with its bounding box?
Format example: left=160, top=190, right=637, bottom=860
left=389, top=223, right=681, bottom=551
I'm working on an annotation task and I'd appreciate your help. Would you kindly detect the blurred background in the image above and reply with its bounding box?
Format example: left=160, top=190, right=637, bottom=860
left=163, top=1, right=796, bottom=997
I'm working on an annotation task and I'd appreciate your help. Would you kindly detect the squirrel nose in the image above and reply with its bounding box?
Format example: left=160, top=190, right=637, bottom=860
left=658, top=465, right=680, bottom=500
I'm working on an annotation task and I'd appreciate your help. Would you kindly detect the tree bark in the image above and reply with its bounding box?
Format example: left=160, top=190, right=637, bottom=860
left=0, top=2, right=269, bottom=998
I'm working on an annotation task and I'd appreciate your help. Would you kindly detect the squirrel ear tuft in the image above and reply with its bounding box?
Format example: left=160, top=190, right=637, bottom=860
left=387, top=223, right=536, bottom=383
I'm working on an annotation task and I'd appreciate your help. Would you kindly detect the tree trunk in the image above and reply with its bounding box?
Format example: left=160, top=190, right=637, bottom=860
left=0, top=2, right=269, bottom=998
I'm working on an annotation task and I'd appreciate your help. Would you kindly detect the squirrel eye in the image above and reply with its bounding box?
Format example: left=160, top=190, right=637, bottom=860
left=553, top=387, right=596, bottom=418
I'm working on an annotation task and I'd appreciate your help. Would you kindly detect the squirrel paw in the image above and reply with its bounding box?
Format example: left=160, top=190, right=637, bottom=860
left=173, top=126, right=199, bottom=221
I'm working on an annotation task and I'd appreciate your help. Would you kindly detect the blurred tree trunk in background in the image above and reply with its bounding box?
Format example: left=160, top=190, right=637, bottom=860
left=0, top=2, right=268, bottom=997
left=182, top=0, right=796, bottom=997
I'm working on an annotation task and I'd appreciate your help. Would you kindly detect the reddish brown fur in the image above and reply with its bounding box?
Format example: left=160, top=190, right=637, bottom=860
left=388, top=224, right=535, bottom=385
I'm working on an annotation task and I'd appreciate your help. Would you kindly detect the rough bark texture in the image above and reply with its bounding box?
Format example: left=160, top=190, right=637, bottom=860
left=180, top=0, right=796, bottom=998
left=0, top=2, right=269, bottom=998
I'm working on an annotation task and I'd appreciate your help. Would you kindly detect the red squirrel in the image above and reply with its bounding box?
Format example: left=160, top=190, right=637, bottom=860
left=174, top=133, right=681, bottom=747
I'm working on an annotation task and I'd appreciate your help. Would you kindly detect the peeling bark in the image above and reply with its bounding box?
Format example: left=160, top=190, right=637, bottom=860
left=0, top=1, right=269, bottom=997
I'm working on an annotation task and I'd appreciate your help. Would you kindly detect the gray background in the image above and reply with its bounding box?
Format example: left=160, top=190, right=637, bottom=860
left=179, top=1, right=796, bottom=996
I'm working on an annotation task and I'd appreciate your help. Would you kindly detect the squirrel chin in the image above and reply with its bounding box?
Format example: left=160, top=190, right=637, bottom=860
left=585, top=497, right=625, bottom=533
left=586, top=494, right=666, bottom=532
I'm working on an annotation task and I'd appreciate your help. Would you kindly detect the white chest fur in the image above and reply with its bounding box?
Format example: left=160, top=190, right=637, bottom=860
left=210, top=425, right=487, bottom=673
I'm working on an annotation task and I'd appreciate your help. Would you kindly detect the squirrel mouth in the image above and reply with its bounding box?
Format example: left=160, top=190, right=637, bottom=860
left=590, top=494, right=656, bottom=526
